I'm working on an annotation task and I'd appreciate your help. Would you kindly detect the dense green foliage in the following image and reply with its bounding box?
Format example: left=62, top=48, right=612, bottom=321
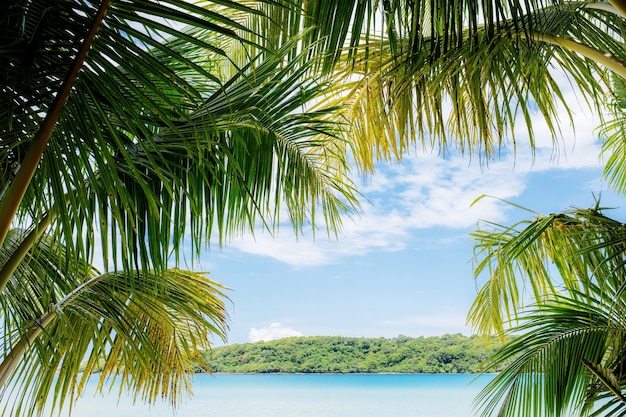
left=202, top=335, right=506, bottom=374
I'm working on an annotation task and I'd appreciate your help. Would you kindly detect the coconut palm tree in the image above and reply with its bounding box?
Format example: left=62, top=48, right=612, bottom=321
left=0, top=0, right=361, bottom=414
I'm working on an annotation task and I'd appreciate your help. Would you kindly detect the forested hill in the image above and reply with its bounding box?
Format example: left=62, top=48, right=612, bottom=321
left=201, top=334, right=506, bottom=374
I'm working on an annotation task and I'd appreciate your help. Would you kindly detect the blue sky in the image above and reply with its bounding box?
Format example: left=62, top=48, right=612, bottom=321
left=192, top=87, right=624, bottom=346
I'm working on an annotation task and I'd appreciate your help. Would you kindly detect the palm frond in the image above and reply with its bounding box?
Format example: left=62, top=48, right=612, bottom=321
left=2, top=1, right=361, bottom=274
left=475, top=291, right=626, bottom=417
left=49, top=38, right=357, bottom=273
left=0, top=239, right=229, bottom=416
left=329, top=1, right=622, bottom=171
left=472, top=202, right=626, bottom=415
left=196, top=1, right=623, bottom=171
left=470, top=204, right=626, bottom=336
left=600, top=72, right=626, bottom=196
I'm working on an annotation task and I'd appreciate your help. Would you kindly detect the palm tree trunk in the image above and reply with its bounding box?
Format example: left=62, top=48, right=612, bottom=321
left=0, top=0, right=112, bottom=248
left=608, top=0, right=626, bottom=19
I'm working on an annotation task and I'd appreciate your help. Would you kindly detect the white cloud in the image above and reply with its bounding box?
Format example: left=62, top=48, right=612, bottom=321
left=230, top=234, right=334, bottom=266
left=225, top=144, right=602, bottom=266
left=248, top=322, right=303, bottom=342
left=217, top=79, right=608, bottom=267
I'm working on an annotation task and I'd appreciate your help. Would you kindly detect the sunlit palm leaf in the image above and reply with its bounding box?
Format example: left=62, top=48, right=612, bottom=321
left=62, top=40, right=358, bottom=273
left=326, top=1, right=624, bottom=171
left=0, top=231, right=228, bottom=415
left=212, top=1, right=624, bottom=170
left=470, top=204, right=626, bottom=336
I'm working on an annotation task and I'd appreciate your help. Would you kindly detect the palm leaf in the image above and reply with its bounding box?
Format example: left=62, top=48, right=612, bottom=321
left=3, top=1, right=361, bottom=275
left=472, top=202, right=626, bottom=416
left=470, top=204, right=626, bottom=336
left=475, top=291, right=626, bottom=417
left=0, top=237, right=229, bottom=416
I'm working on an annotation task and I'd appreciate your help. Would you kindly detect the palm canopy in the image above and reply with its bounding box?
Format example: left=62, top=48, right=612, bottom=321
left=299, top=0, right=626, bottom=171
left=1, top=0, right=361, bottom=274
left=470, top=205, right=626, bottom=416
left=1, top=0, right=364, bottom=413
left=5, top=0, right=626, bottom=273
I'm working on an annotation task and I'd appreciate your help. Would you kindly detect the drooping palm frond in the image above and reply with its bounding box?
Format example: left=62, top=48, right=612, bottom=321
left=471, top=202, right=626, bottom=415
left=600, top=73, right=626, bottom=196
left=202, top=1, right=623, bottom=170
left=0, top=228, right=228, bottom=416
left=54, top=38, right=359, bottom=273
left=2, top=0, right=360, bottom=275
left=475, top=290, right=626, bottom=417
left=326, top=1, right=626, bottom=171
left=470, top=204, right=626, bottom=336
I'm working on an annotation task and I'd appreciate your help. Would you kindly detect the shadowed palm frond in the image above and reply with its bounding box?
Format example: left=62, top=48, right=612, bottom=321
left=475, top=290, right=626, bottom=417
left=2, top=0, right=361, bottom=275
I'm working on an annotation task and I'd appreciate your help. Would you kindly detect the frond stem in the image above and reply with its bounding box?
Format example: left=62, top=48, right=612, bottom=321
left=0, top=0, right=111, bottom=248
left=583, top=2, right=626, bottom=18
left=0, top=311, right=54, bottom=389
left=581, top=359, right=626, bottom=405
left=0, top=271, right=109, bottom=389
left=607, top=0, right=626, bottom=19
left=0, top=211, right=54, bottom=295
left=527, top=32, right=626, bottom=80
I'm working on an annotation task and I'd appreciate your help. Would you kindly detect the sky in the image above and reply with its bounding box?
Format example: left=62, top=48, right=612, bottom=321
left=190, top=86, right=625, bottom=346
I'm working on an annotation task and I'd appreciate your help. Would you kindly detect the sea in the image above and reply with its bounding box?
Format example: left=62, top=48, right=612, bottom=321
left=65, top=373, right=496, bottom=417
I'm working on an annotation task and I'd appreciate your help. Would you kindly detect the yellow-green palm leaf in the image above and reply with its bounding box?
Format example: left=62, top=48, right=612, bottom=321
left=472, top=204, right=626, bottom=416
left=0, top=228, right=228, bottom=416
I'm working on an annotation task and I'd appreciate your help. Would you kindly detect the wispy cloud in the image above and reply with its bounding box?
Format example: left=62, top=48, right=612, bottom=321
left=248, top=322, right=303, bottom=342
left=220, top=89, right=606, bottom=267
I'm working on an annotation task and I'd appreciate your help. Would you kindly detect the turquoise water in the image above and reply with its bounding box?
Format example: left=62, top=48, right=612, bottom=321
left=67, top=373, right=495, bottom=417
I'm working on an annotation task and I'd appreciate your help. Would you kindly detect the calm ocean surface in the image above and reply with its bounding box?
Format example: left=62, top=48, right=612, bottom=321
left=66, top=373, right=496, bottom=417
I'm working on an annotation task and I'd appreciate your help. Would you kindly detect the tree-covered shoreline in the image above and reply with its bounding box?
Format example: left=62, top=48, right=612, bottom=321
left=202, top=335, right=507, bottom=374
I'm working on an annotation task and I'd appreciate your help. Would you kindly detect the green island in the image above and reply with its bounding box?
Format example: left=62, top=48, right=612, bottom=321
left=201, top=334, right=507, bottom=374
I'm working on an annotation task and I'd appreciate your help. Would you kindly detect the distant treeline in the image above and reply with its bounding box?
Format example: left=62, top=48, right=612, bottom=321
left=201, top=334, right=507, bottom=374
